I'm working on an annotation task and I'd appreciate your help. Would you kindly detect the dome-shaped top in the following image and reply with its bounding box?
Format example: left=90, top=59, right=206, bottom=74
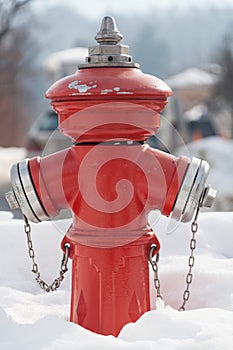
left=46, top=67, right=172, bottom=102
left=45, top=16, right=172, bottom=142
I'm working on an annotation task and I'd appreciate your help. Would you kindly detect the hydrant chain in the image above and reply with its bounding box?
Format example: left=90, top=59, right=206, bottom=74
left=149, top=204, right=201, bottom=311
left=179, top=204, right=200, bottom=311
left=23, top=216, right=70, bottom=293
left=149, top=245, right=163, bottom=300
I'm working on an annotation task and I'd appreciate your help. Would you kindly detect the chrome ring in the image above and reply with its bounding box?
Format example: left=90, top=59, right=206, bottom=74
left=181, top=160, right=209, bottom=222
left=10, top=159, right=49, bottom=223
left=171, top=157, right=209, bottom=223
left=171, top=157, right=200, bottom=222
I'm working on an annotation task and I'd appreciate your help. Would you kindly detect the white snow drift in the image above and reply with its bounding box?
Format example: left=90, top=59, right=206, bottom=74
left=0, top=211, right=233, bottom=349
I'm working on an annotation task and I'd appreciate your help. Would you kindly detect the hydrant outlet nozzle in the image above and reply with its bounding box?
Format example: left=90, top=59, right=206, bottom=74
left=171, top=157, right=216, bottom=223
left=5, top=160, right=51, bottom=223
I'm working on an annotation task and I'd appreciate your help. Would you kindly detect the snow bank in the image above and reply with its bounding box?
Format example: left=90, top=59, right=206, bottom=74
left=0, top=211, right=233, bottom=349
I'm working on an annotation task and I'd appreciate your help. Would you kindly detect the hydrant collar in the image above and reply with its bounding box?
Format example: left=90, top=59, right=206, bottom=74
left=74, top=140, right=145, bottom=146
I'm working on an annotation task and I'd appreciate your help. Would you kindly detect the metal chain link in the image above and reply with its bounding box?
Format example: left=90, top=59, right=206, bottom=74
left=149, top=204, right=200, bottom=311
left=23, top=215, right=70, bottom=292
left=149, top=245, right=163, bottom=301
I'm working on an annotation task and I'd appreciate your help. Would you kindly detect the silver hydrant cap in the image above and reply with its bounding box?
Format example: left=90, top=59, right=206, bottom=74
left=79, top=16, right=139, bottom=69
left=95, top=16, right=123, bottom=45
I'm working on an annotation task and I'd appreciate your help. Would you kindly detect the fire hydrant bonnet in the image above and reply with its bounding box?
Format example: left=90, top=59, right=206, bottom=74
left=45, top=16, right=172, bottom=142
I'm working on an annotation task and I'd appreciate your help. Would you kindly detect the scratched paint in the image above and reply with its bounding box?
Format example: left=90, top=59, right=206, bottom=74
left=68, top=81, right=134, bottom=95
left=114, top=87, right=134, bottom=94
left=117, top=91, right=134, bottom=94
left=68, top=80, right=97, bottom=93
left=101, top=89, right=113, bottom=94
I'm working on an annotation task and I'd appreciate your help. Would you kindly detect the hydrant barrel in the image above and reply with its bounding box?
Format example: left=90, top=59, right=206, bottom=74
left=63, top=234, right=159, bottom=336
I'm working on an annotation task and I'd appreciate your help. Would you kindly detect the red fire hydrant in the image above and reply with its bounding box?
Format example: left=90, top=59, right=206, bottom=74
left=6, top=17, right=215, bottom=336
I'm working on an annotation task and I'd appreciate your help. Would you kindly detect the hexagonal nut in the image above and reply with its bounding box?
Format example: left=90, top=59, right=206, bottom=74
left=201, top=186, right=217, bottom=208
left=5, top=190, right=19, bottom=210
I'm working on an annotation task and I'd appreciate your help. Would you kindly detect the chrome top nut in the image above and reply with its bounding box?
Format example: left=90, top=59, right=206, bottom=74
left=5, top=190, right=19, bottom=210
left=201, top=185, right=217, bottom=208
left=79, top=16, right=139, bottom=69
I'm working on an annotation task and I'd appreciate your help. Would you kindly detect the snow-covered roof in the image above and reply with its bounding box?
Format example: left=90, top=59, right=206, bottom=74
left=183, top=104, right=208, bottom=121
left=43, top=47, right=88, bottom=73
left=165, top=67, right=219, bottom=89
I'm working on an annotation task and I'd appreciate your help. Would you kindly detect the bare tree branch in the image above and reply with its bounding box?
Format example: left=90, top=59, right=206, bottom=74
left=0, top=0, right=32, bottom=41
left=0, top=0, right=35, bottom=147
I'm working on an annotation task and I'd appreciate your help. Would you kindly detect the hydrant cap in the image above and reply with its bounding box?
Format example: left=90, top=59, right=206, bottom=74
left=46, top=16, right=172, bottom=101
left=45, top=16, right=172, bottom=141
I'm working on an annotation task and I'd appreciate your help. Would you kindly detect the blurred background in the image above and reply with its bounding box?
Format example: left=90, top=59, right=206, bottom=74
left=0, top=0, right=233, bottom=213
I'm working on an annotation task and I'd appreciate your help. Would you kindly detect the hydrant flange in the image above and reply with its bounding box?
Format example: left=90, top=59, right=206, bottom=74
left=171, top=157, right=211, bottom=222
left=6, top=159, right=49, bottom=222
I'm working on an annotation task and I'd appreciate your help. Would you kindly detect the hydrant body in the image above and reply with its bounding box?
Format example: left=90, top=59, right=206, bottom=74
left=6, top=17, right=216, bottom=336
left=27, top=142, right=187, bottom=335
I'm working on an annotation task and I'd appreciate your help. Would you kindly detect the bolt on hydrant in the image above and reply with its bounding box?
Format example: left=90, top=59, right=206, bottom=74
left=6, top=16, right=216, bottom=336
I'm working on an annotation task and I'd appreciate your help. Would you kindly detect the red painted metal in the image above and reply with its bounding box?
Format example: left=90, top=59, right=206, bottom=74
left=45, top=67, right=172, bottom=142
left=27, top=142, right=188, bottom=336
left=62, top=234, right=159, bottom=336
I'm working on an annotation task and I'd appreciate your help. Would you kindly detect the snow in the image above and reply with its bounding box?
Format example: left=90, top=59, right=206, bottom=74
left=165, top=68, right=219, bottom=89
left=43, top=47, right=88, bottom=73
left=0, top=137, right=233, bottom=348
left=0, top=210, right=233, bottom=349
left=183, top=104, right=209, bottom=122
